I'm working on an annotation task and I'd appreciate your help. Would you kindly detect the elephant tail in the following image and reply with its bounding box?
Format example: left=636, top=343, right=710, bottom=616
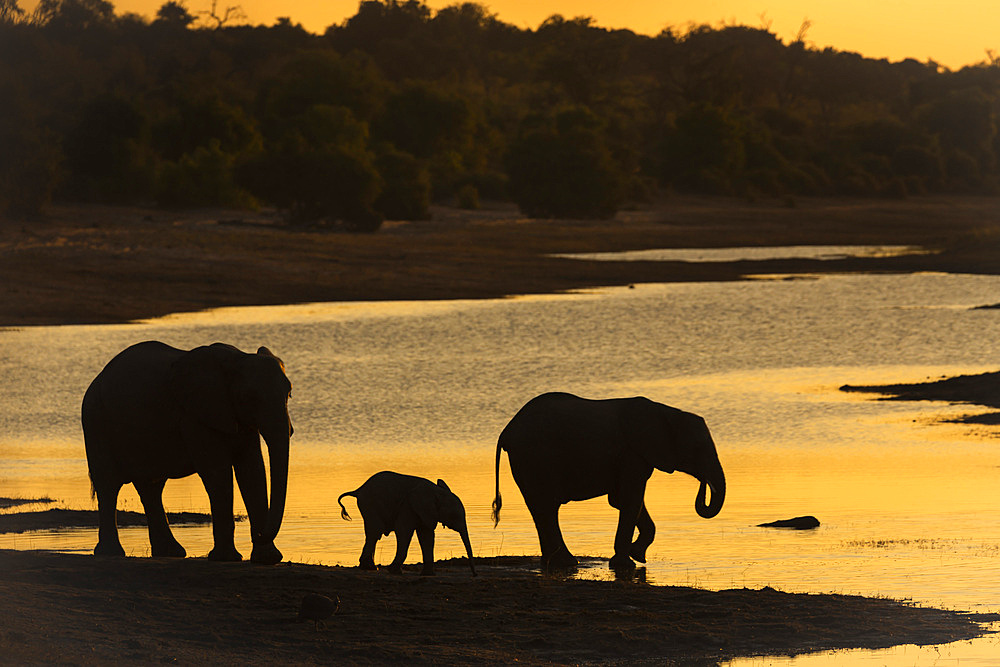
left=491, top=437, right=502, bottom=527
left=337, top=491, right=355, bottom=521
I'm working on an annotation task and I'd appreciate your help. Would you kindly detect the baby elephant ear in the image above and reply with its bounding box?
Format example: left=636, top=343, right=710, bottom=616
left=409, top=485, right=438, bottom=529
left=436, top=479, right=451, bottom=492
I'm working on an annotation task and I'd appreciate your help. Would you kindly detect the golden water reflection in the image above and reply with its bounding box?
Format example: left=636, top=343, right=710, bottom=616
left=4, top=274, right=1000, bottom=664
left=552, top=245, right=933, bottom=263
left=4, top=389, right=998, bottom=612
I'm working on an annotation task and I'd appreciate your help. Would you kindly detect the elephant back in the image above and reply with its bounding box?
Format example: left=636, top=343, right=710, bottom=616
left=87, top=341, right=184, bottom=429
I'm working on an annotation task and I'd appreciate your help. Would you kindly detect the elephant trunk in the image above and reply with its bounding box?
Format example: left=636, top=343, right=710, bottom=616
left=459, top=525, right=477, bottom=577
left=262, top=432, right=289, bottom=542
left=695, top=462, right=726, bottom=519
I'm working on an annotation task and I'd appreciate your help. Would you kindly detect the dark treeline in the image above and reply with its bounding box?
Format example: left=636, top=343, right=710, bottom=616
left=4, top=0, right=1000, bottom=228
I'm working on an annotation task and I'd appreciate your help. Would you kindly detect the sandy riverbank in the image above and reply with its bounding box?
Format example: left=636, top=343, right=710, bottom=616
left=2, top=195, right=999, bottom=327
left=0, top=548, right=994, bottom=665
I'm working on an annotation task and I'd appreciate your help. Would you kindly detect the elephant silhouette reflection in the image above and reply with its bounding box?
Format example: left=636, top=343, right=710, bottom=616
left=338, top=471, right=476, bottom=576
left=492, top=392, right=726, bottom=571
left=82, top=341, right=293, bottom=564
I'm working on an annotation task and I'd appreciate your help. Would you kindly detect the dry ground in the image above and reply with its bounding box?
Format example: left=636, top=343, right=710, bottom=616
left=2, top=195, right=999, bottom=326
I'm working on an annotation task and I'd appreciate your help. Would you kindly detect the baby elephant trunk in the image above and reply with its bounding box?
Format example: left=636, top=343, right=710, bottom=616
left=458, top=524, right=477, bottom=576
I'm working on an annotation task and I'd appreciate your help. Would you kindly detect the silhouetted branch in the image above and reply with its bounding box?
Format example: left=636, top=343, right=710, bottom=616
left=197, top=0, right=244, bottom=29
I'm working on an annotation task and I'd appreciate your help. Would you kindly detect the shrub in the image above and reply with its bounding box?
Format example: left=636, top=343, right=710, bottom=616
left=241, top=104, right=383, bottom=230
left=505, top=106, right=624, bottom=219
left=374, top=144, right=430, bottom=220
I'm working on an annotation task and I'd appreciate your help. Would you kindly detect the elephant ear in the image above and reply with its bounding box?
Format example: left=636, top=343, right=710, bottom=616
left=166, top=346, right=240, bottom=435
left=620, top=397, right=679, bottom=473
left=409, top=483, right=439, bottom=529
left=256, top=346, right=287, bottom=371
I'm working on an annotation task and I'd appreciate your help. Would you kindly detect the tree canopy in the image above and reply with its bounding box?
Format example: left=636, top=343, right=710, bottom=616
left=3, top=0, right=1000, bottom=224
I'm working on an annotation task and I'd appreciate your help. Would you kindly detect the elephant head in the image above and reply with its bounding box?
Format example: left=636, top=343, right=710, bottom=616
left=168, top=343, right=293, bottom=555
left=626, top=400, right=726, bottom=519
left=412, top=479, right=477, bottom=576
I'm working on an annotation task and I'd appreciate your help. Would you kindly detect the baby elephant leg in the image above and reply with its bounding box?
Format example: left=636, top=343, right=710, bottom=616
left=359, top=520, right=380, bottom=570
left=416, top=527, right=436, bottom=576
left=387, top=527, right=414, bottom=574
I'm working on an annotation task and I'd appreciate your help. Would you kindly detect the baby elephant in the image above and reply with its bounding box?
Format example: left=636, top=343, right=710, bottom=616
left=338, top=471, right=476, bottom=576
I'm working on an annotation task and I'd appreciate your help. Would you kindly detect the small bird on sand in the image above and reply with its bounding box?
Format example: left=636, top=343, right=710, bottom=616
left=298, top=593, right=340, bottom=630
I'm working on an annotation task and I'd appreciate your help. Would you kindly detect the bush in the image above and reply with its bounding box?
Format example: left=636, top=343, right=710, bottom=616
left=659, top=103, right=746, bottom=193
left=241, top=105, right=383, bottom=230
left=61, top=93, right=152, bottom=201
left=456, top=183, right=479, bottom=209
left=374, top=144, right=430, bottom=220
left=0, top=84, right=61, bottom=217
left=505, top=106, right=624, bottom=219
left=156, top=141, right=255, bottom=208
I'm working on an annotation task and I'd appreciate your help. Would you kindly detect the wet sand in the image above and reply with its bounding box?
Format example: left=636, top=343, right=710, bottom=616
left=842, top=371, right=1000, bottom=424
left=0, top=549, right=994, bottom=665
left=4, top=196, right=1000, bottom=662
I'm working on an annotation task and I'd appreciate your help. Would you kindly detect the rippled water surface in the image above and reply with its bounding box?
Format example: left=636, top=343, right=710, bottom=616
left=3, top=271, right=1000, bottom=663
left=552, top=244, right=933, bottom=262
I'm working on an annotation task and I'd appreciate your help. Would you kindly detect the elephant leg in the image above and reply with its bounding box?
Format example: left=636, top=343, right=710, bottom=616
left=630, top=503, right=655, bottom=563
left=526, top=499, right=577, bottom=570
left=134, top=478, right=185, bottom=558
left=610, top=495, right=644, bottom=571
left=233, top=445, right=281, bottom=565
left=359, top=519, right=380, bottom=570
left=416, top=527, right=435, bottom=576
left=93, top=480, right=126, bottom=557
left=199, top=469, right=242, bottom=562
left=387, top=527, right=414, bottom=574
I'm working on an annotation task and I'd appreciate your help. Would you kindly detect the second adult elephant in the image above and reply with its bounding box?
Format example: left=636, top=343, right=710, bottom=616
left=492, top=392, right=725, bottom=571
left=82, top=341, right=293, bottom=564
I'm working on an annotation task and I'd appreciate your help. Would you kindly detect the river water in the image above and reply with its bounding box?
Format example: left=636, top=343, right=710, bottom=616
left=2, top=261, right=1000, bottom=664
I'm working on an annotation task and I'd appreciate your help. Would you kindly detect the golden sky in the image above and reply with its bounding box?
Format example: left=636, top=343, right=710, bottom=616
left=42, top=0, right=1000, bottom=69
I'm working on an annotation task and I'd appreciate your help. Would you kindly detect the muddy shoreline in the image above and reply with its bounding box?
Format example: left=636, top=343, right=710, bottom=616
left=3, top=195, right=999, bottom=327
left=0, top=549, right=994, bottom=665
left=842, top=370, right=1000, bottom=425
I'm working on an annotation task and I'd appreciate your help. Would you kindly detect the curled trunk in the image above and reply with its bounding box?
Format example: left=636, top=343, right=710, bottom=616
left=695, top=463, right=726, bottom=519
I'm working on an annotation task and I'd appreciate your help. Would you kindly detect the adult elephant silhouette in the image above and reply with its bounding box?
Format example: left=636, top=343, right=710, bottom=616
left=492, top=392, right=725, bottom=571
left=81, top=341, right=293, bottom=564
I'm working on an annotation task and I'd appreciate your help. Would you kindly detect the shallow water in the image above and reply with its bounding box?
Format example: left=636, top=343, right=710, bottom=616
left=552, top=244, right=932, bottom=262
left=2, top=270, right=1000, bottom=663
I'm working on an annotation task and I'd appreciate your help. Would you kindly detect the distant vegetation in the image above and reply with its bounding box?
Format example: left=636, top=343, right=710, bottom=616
left=4, top=0, right=1000, bottom=228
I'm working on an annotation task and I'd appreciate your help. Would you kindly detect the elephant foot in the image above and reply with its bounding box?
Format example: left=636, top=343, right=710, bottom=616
left=250, top=543, right=283, bottom=565
left=629, top=541, right=649, bottom=564
left=614, top=565, right=646, bottom=582
left=208, top=545, right=243, bottom=562
left=609, top=553, right=636, bottom=572
left=542, top=549, right=578, bottom=571
left=151, top=541, right=187, bottom=558
left=382, top=563, right=403, bottom=575
left=358, top=561, right=377, bottom=571
left=420, top=565, right=436, bottom=576
left=94, top=541, right=126, bottom=557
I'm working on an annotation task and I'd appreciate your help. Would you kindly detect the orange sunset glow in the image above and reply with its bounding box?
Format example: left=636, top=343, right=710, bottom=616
left=21, top=0, right=1000, bottom=69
